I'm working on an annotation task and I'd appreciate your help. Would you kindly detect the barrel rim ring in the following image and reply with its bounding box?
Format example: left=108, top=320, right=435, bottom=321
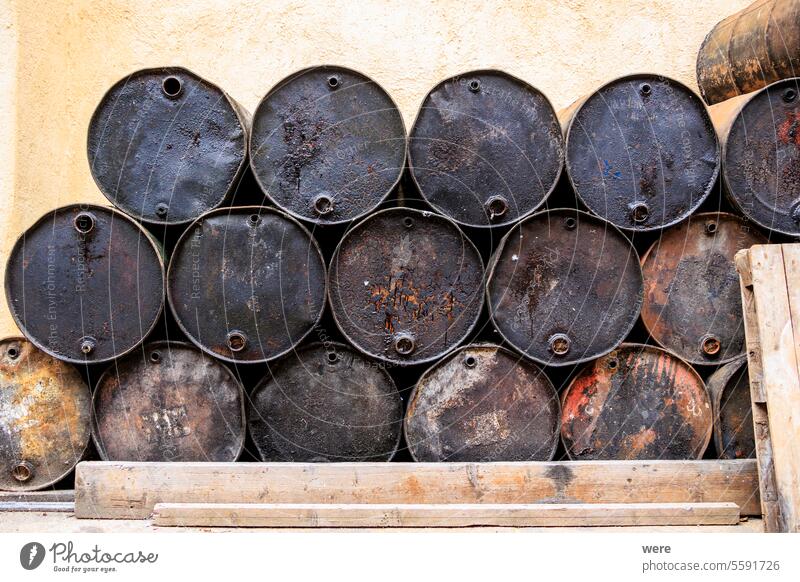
left=562, top=73, right=721, bottom=232
left=559, top=342, right=712, bottom=461
left=247, top=64, right=408, bottom=226
left=3, top=204, right=166, bottom=365
left=638, top=211, right=768, bottom=366
left=86, top=66, right=249, bottom=226
left=0, top=336, right=92, bottom=491
left=404, top=342, right=561, bottom=462
left=327, top=207, right=486, bottom=367
left=719, top=76, right=800, bottom=236
left=165, top=205, right=327, bottom=365
left=485, top=207, right=643, bottom=367
left=247, top=341, right=403, bottom=462
left=90, top=339, right=247, bottom=462
left=407, top=68, right=565, bottom=229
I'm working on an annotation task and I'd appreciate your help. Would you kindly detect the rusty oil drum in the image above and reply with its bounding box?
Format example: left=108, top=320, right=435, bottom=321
left=248, top=343, right=402, bottom=462
left=711, top=78, right=800, bottom=236
left=0, top=338, right=91, bottom=491
left=561, top=344, right=712, bottom=460
left=92, top=341, right=245, bottom=462
left=707, top=355, right=755, bottom=459
left=561, top=75, right=719, bottom=231
left=408, top=70, right=563, bottom=228
left=696, top=0, right=800, bottom=105
left=167, top=206, right=326, bottom=363
left=5, top=205, right=165, bottom=364
left=249, top=66, right=406, bottom=225
left=328, top=207, right=484, bottom=366
left=404, top=344, right=560, bottom=462
left=88, top=67, right=248, bottom=225
left=640, top=212, right=768, bottom=365
left=487, top=208, right=643, bottom=366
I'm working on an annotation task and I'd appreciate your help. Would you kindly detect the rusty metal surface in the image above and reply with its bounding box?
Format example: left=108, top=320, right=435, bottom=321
left=487, top=208, right=642, bottom=367
left=5, top=205, right=165, bottom=364
left=0, top=338, right=91, bottom=491
left=697, top=0, right=800, bottom=105
left=88, top=67, right=248, bottom=225
left=167, top=206, right=326, bottom=363
left=405, top=344, right=560, bottom=462
left=92, top=341, right=245, bottom=462
left=719, top=78, right=800, bottom=236
left=561, top=344, right=712, bottom=461
left=408, top=70, right=563, bottom=228
left=640, top=212, right=768, bottom=366
left=707, top=356, right=755, bottom=460
left=563, top=75, right=719, bottom=231
left=329, top=208, right=484, bottom=366
left=249, top=66, right=406, bottom=225
left=248, top=343, right=402, bottom=462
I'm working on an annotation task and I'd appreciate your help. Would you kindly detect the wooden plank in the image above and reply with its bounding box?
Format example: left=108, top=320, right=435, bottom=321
left=0, top=490, right=75, bottom=503
left=74, top=460, right=761, bottom=520
left=736, top=248, right=782, bottom=531
left=151, top=502, right=740, bottom=528
left=747, top=245, right=800, bottom=532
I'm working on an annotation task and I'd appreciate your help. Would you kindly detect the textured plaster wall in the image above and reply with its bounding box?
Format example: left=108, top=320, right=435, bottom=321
left=0, top=0, right=751, bottom=337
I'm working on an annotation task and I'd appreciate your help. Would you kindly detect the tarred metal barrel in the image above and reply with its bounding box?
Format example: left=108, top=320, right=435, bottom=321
left=640, top=212, right=768, bottom=365
left=248, top=343, right=402, bottom=462
left=710, top=78, right=800, bottom=236
left=249, top=66, right=406, bottom=225
left=561, top=75, right=719, bottom=231
left=487, top=208, right=643, bottom=366
left=696, top=0, right=800, bottom=105
left=707, top=356, right=755, bottom=459
left=329, top=208, right=484, bottom=366
left=408, top=70, right=563, bottom=228
left=167, top=206, right=326, bottom=363
left=88, top=67, right=248, bottom=225
left=405, top=344, right=560, bottom=462
left=5, top=204, right=165, bottom=364
left=1, top=338, right=91, bottom=491
left=561, top=344, right=712, bottom=460
left=92, top=341, right=245, bottom=462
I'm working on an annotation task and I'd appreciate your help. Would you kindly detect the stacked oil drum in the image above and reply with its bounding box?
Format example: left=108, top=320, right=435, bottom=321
left=4, top=17, right=798, bottom=488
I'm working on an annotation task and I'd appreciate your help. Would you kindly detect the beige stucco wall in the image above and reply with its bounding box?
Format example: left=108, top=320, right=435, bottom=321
left=0, top=0, right=750, bottom=337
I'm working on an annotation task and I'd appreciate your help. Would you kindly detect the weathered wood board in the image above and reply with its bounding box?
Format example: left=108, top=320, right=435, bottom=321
left=74, top=460, right=760, bottom=520
left=151, top=502, right=740, bottom=528
left=736, top=244, right=800, bottom=533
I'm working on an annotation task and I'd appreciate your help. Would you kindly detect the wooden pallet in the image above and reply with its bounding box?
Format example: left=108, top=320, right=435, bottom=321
left=736, top=244, right=800, bottom=533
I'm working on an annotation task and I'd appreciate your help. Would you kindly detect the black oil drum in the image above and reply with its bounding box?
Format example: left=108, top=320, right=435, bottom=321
left=88, top=67, right=248, bottom=225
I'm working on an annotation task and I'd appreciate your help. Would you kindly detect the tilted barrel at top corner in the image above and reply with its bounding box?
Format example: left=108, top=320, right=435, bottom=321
left=561, top=74, right=719, bottom=231
left=249, top=66, right=407, bottom=225
left=408, top=70, right=564, bottom=228
left=328, top=208, right=484, bottom=366
left=167, top=206, right=326, bottom=364
left=709, top=77, right=800, bottom=236
left=87, top=67, right=249, bottom=225
left=4, top=205, right=165, bottom=364
left=696, top=0, right=800, bottom=105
